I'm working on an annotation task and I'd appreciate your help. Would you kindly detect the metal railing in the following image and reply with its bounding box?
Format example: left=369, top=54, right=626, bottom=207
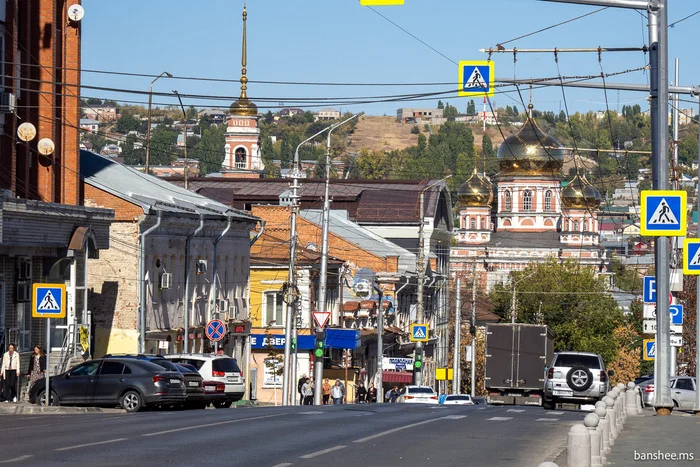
left=55, top=324, right=81, bottom=375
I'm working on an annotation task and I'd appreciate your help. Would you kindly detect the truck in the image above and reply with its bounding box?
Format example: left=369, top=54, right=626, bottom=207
left=484, top=323, right=554, bottom=406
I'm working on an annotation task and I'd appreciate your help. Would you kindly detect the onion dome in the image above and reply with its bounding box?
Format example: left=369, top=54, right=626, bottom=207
left=230, top=92, right=258, bottom=116
left=561, top=172, right=602, bottom=209
left=458, top=168, right=494, bottom=207
left=496, top=105, right=565, bottom=175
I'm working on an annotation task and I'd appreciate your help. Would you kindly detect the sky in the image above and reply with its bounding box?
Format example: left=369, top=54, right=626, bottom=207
left=81, top=0, right=700, bottom=117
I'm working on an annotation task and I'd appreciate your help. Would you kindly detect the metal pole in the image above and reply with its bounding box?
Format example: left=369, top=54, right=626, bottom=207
left=45, top=318, right=50, bottom=405
left=453, top=277, right=461, bottom=394
left=481, top=46, right=647, bottom=53
left=173, top=91, right=189, bottom=190
left=415, top=190, right=426, bottom=386
left=511, top=283, right=517, bottom=324
left=145, top=71, right=172, bottom=174
left=539, top=0, right=648, bottom=9
left=211, top=216, right=232, bottom=354
left=291, top=323, right=298, bottom=405
left=470, top=272, right=476, bottom=398
left=670, top=58, right=680, bottom=377
left=494, top=77, right=698, bottom=96
left=376, top=284, right=384, bottom=403
left=695, top=95, right=700, bottom=414
left=184, top=215, right=205, bottom=354
left=138, top=210, right=162, bottom=354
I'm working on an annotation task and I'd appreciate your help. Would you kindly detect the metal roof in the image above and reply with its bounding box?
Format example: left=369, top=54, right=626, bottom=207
left=80, top=150, right=258, bottom=222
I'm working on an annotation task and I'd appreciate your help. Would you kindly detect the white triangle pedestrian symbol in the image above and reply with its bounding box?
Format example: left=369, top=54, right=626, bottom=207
left=38, top=290, right=60, bottom=310
left=464, top=67, right=488, bottom=90
left=690, top=246, right=700, bottom=266
left=648, top=343, right=656, bottom=357
left=413, top=327, right=426, bottom=339
left=648, top=198, right=678, bottom=225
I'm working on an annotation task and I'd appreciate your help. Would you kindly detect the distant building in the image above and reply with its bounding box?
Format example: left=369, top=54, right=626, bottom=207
left=315, top=108, right=341, bottom=121
left=83, top=106, right=118, bottom=122
left=100, top=143, right=121, bottom=156
left=275, top=107, right=304, bottom=121
left=396, top=107, right=444, bottom=124
left=80, top=118, right=100, bottom=133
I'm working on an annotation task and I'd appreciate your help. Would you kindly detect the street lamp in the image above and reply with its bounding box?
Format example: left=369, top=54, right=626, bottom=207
left=510, top=270, right=537, bottom=324
left=145, top=71, right=172, bottom=174
left=172, top=90, right=189, bottom=190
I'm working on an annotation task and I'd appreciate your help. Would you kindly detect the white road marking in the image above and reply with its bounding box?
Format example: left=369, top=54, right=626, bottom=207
left=299, top=411, right=324, bottom=415
left=0, top=455, right=34, bottom=464
left=55, top=438, right=128, bottom=451
left=353, top=418, right=441, bottom=443
left=270, top=463, right=293, bottom=467
left=487, top=417, right=513, bottom=421
left=441, top=415, right=467, bottom=420
left=548, top=411, right=565, bottom=415
left=536, top=418, right=560, bottom=422
left=299, top=445, right=347, bottom=459
left=142, top=413, right=286, bottom=437
left=507, top=409, right=525, bottom=413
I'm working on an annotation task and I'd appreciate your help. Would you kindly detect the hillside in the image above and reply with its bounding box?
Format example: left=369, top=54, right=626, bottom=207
left=348, top=116, right=419, bottom=153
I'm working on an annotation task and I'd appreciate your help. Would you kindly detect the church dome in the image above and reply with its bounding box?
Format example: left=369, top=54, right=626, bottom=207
left=230, top=89, right=258, bottom=116
left=458, top=169, right=493, bottom=207
left=561, top=173, right=602, bottom=209
left=496, top=107, right=565, bottom=175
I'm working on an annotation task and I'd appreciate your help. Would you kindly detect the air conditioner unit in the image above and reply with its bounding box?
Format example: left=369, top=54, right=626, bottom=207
left=218, top=299, right=229, bottom=312
left=0, top=93, right=16, bottom=114
left=16, top=282, right=30, bottom=302
left=228, top=305, right=236, bottom=319
left=17, top=259, right=31, bottom=280
left=196, top=260, right=207, bottom=274
left=160, top=272, right=173, bottom=289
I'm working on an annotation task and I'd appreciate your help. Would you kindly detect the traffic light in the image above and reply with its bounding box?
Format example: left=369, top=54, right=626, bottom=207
left=291, top=337, right=297, bottom=352
left=229, top=321, right=251, bottom=336
left=414, top=349, right=423, bottom=370
left=314, top=336, right=324, bottom=358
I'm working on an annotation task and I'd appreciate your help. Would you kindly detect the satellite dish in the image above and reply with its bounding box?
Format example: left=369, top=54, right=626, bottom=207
left=17, top=122, right=37, bottom=142
left=353, top=280, right=373, bottom=300
left=67, top=4, right=84, bottom=22
left=37, top=138, right=55, bottom=156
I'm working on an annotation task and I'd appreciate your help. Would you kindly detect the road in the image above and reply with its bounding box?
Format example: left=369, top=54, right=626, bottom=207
left=0, top=404, right=583, bottom=466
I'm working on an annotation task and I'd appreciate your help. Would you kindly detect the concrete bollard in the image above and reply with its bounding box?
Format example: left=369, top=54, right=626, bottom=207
left=584, top=413, right=602, bottom=467
left=626, top=382, right=638, bottom=416
left=607, top=390, right=619, bottom=436
left=635, top=387, right=643, bottom=414
left=595, top=402, right=610, bottom=460
left=614, top=386, right=625, bottom=424
left=603, top=395, right=617, bottom=444
left=618, top=383, right=628, bottom=419
left=567, top=424, right=592, bottom=467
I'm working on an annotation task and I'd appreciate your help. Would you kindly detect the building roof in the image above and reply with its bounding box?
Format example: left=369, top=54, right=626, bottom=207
left=487, top=230, right=567, bottom=249
left=80, top=149, right=258, bottom=221
left=80, top=118, right=100, bottom=125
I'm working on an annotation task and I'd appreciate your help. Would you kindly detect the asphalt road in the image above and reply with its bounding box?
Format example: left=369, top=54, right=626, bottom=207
left=0, top=404, right=584, bottom=466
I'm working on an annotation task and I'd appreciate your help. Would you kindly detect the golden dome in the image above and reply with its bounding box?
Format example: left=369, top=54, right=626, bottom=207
left=230, top=92, right=258, bottom=116
left=497, top=112, right=565, bottom=175
left=458, top=169, right=493, bottom=207
left=561, top=173, right=601, bottom=209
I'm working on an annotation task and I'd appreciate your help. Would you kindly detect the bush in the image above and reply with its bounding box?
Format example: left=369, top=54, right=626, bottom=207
left=411, top=125, right=420, bottom=134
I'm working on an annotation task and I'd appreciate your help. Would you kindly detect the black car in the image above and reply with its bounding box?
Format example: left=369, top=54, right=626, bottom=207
left=173, top=363, right=205, bottom=409
left=30, top=358, right=186, bottom=412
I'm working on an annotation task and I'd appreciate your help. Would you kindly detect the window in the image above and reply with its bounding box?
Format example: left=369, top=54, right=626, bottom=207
left=264, top=291, right=284, bottom=327
left=545, top=191, right=552, bottom=211
left=469, top=218, right=476, bottom=229
left=583, top=219, right=588, bottom=232
left=504, top=191, right=511, bottom=211
left=480, top=219, right=486, bottom=229
left=99, top=362, right=126, bottom=375
left=564, top=220, right=569, bottom=231
left=523, top=190, right=533, bottom=211
left=554, top=354, right=601, bottom=369
left=71, top=361, right=100, bottom=377
left=573, top=220, right=579, bottom=231
left=213, top=358, right=241, bottom=373
left=235, top=147, right=247, bottom=169
left=674, top=378, right=694, bottom=390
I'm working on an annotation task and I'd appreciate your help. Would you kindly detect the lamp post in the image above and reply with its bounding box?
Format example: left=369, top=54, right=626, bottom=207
left=145, top=71, right=172, bottom=174
left=173, top=90, right=189, bottom=190
left=510, top=270, right=537, bottom=324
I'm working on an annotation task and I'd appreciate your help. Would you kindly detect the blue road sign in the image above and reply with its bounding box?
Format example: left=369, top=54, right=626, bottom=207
left=206, top=319, right=226, bottom=342
left=644, top=340, right=656, bottom=360
left=683, top=239, right=700, bottom=275
left=670, top=305, right=683, bottom=326
left=458, top=61, right=494, bottom=97
left=32, top=284, right=66, bottom=318
left=410, top=324, right=429, bottom=342
left=643, top=276, right=656, bottom=303
left=640, top=190, right=686, bottom=236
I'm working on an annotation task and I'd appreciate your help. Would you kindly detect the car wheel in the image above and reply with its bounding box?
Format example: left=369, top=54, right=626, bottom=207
left=121, top=390, right=143, bottom=413
left=37, top=389, right=59, bottom=407
left=543, top=398, right=555, bottom=410
left=566, top=366, right=593, bottom=392
left=213, top=401, right=232, bottom=409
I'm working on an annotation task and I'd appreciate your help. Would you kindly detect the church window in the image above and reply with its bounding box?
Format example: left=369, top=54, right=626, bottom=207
left=470, top=218, right=476, bottom=230
left=235, top=147, right=247, bottom=169
left=583, top=219, right=588, bottom=232
left=573, top=220, right=579, bottom=231
left=544, top=190, right=552, bottom=211
left=523, top=190, right=533, bottom=211
left=564, top=220, right=569, bottom=231
left=504, top=191, right=511, bottom=211
left=480, top=218, right=486, bottom=229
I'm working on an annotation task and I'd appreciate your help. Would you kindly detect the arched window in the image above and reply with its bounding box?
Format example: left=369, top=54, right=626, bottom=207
left=544, top=190, right=552, bottom=211
left=470, top=218, right=476, bottom=230
left=480, top=218, right=486, bottom=229
left=504, top=191, right=511, bottom=211
left=583, top=219, right=588, bottom=231
left=235, top=147, right=247, bottom=169
left=523, top=190, right=533, bottom=211
left=564, top=219, right=569, bottom=231
left=573, top=220, right=579, bottom=231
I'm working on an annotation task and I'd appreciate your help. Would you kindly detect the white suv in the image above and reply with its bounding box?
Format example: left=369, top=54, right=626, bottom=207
left=543, top=352, right=611, bottom=410
left=165, top=354, right=245, bottom=408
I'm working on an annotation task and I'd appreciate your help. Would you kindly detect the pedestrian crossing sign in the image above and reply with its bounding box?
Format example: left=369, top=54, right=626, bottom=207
left=360, top=0, right=404, bottom=5
left=32, top=283, right=66, bottom=318
left=683, top=239, right=700, bottom=275
left=643, top=339, right=655, bottom=361
left=410, top=324, right=429, bottom=342
left=640, top=190, right=686, bottom=236
left=458, top=61, right=494, bottom=97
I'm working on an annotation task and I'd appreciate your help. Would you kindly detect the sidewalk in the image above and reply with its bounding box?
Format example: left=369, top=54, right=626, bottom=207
left=0, top=402, right=125, bottom=415
left=605, top=409, right=699, bottom=466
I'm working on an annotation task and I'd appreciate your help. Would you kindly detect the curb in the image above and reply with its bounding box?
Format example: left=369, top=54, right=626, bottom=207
left=0, top=405, right=126, bottom=415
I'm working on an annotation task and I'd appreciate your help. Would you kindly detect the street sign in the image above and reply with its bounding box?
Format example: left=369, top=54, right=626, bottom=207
left=360, top=0, right=404, bottom=5
left=683, top=239, right=700, bottom=275
left=643, top=339, right=656, bottom=361
left=312, top=311, right=331, bottom=329
left=640, top=190, right=687, bottom=236
left=32, top=283, right=66, bottom=318
left=435, top=368, right=454, bottom=381
left=670, top=335, right=683, bottom=347
left=642, top=276, right=672, bottom=305
left=409, top=323, right=429, bottom=342
left=643, top=318, right=683, bottom=335
left=670, top=304, right=683, bottom=326
left=382, top=357, right=413, bottom=371
left=205, top=319, right=226, bottom=342
left=458, top=61, right=494, bottom=97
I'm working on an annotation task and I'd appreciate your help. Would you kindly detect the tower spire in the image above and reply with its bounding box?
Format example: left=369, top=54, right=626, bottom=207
left=240, top=4, right=248, bottom=99
left=527, top=83, right=533, bottom=118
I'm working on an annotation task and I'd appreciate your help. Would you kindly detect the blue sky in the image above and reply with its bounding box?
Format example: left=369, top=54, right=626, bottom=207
left=81, top=0, right=700, bottom=116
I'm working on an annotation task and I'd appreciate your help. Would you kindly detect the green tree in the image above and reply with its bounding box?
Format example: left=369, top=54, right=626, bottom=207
left=443, top=102, right=459, bottom=120
left=193, top=125, right=226, bottom=175
left=355, top=149, right=389, bottom=179
left=261, top=135, right=279, bottom=176
left=86, top=98, right=103, bottom=106
left=149, top=125, right=178, bottom=166
left=115, top=113, right=139, bottom=134
left=437, top=100, right=444, bottom=109
left=466, top=100, right=476, bottom=116
left=187, top=106, right=198, bottom=121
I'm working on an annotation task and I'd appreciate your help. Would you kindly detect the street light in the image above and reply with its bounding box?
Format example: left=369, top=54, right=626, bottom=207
left=510, top=270, right=537, bottom=324
left=145, top=71, right=172, bottom=174
left=172, top=90, right=189, bottom=190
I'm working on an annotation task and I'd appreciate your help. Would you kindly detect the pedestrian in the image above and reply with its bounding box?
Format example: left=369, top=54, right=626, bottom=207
left=385, top=386, right=393, bottom=402
left=26, top=346, right=46, bottom=392
left=367, top=383, right=377, bottom=403
left=390, top=385, right=400, bottom=403
left=322, top=378, right=331, bottom=405
left=339, top=380, right=346, bottom=404
left=302, top=378, right=314, bottom=405
left=438, top=390, right=447, bottom=405
left=2, top=343, right=20, bottom=403
left=331, top=379, right=343, bottom=404
left=356, top=382, right=367, bottom=404
left=297, top=373, right=307, bottom=406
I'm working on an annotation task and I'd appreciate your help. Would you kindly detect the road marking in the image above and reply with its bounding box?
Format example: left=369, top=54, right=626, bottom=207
left=353, top=418, right=440, bottom=443
left=548, top=411, right=565, bottom=415
left=0, top=455, right=34, bottom=464
left=142, top=413, right=285, bottom=437
left=441, top=415, right=467, bottom=420
left=270, top=464, right=293, bottom=467
left=299, top=411, right=324, bottom=415
left=487, top=417, right=513, bottom=421
left=55, top=438, right=127, bottom=451
left=299, top=445, right=347, bottom=459
left=536, top=418, right=560, bottom=422
left=507, top=409, right=525, bottom=413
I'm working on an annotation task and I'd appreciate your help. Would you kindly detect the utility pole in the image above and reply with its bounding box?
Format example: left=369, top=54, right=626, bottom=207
left=173, top=91, right=189, bottom=190
left=670, top=58, right=680, bottom=378
left=145, top=71, right=172, bottom=174
left=314, top=112, right=362, bottom=405
left=470, top=270, right=477, bottom=398
left=453, top=276, right=461, bottom=394
left=510, top=283, right=517, bottom=324
left=695, top=96, right=700, bottom=415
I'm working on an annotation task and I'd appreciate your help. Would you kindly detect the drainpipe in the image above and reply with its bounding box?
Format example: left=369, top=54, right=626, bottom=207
left=184, top=215, right=205, bottom=354
left=245, top=219, right=264, bottom=402
left=210, top=216, right=232, bottom=355
left=138, top=210, right=162, bottom=354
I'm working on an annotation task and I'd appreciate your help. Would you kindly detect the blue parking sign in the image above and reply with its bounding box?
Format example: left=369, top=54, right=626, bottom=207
left=643, top=276, right=656, bottom=303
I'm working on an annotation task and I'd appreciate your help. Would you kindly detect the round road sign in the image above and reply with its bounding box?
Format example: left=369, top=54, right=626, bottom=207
left=206, top=319, right=227, bottom=342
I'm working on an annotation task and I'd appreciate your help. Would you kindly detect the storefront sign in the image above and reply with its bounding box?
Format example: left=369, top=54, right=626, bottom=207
left=250, top=334, right=315, bottom=350
left=382, top=357, right=414, bottom=371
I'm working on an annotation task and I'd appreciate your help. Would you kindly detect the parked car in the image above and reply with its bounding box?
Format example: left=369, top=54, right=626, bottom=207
left=173, top=363, right=205, bottom=409
left=634, top=375, right=653, bottom=385
left=164, top=354, right=245, bottom=408
left=642, top=377, right=698, bottom=410
left=638, top=378, right=655, bottom=407
left=443, top=394, right=475, bottom=405
left=543, top=352, right=611, bottom=410
left=30, top=358, right=186, bottom=412
left=396, top=385, right=439, bottom=404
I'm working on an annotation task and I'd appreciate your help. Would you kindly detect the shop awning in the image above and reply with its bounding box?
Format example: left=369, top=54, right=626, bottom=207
left=382, top=371, right=413, bottom=384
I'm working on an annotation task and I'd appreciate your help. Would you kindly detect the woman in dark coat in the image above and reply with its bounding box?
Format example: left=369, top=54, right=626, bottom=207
left=27, top=346, right=47, bottom=389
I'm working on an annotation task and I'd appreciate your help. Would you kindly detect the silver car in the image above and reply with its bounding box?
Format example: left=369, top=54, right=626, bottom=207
left=543, top=352, right=611, bottom=410
left=641, top=377, right=697, bottom=409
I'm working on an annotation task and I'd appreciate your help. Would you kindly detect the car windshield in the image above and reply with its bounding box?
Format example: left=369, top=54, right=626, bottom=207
left=408, top=388, right=435, bottom=394
left=212, top=358, right=241, bottom=373
left=554, top=354, right=601, bottom=369
left=446, top=395, right=471, bottom=401
left=149, top=359, right=179, bottom=372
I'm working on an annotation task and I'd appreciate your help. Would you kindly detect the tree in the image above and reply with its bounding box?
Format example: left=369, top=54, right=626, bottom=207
left=187, top=106, right=198, bottom=121
left=122, top=134, right=145, bottom=165
left=437, top=100, right=444, bottom=109
left=411, top=125, right=420, bottom=134
left=193, top=125, right=226, bottom=175
left=261, top=135, right=279, bottom=176
left=149, top=125, right=178, bottom=166
left=264, top=111, right=275, bottom=125
left=86, top=98, right=103, bottom=106
left=355, top=149, right=389, bottom=179
left=443, top=102, right=459, bottom=120
left=466, top=100, right=476, bottom=116
left=115, top=113, right=139, bottom=134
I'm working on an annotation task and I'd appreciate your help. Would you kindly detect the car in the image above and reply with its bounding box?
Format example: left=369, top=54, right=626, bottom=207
left=30, top=358, right=186, bottom=412
left=543, top=352, right=611, bottom=410
left=634, top=375, right=653, bottom=385
left=396, top=385, right=439, bottom=404
left=173, top=363, right=205, bottom=409
left=164, top=353, right=245, bottom=408
left=642, top=377, right=697, bottom=410
left=638, top=378, right=655, bottom=407
left=443, top=394, right=475, bottom=405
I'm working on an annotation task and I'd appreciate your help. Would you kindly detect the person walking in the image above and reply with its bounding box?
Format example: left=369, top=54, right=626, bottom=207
left=322, top=378, right=331, bottom=405
left=331, top=379, right=344, bottom=405
left=389, top=385, right=400, bottom=403
left=27, top=346, right=46, bottom=392
left=356, top=382, right=367, bottom=404
left=438, top=390, right=447, bottom=405
left=2, top=343, right=20, bottom=403
left=297, top=373, right=307, bottom=406
left=302, top=378, right=314, bottom=405
left=367, top=383, right=377, bottom=403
